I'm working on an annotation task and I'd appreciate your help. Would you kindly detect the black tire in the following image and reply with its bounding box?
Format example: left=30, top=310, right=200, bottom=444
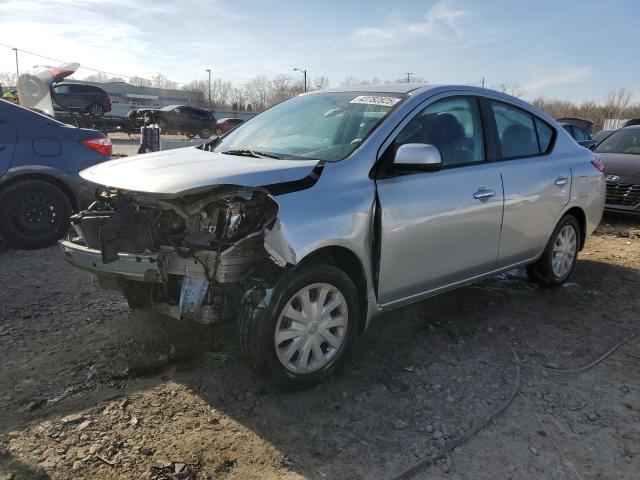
left=526, top=214, right=580, bottom=287
left=215, top=127, right=223, bottom=136
left=199, top=126, right=211, bottom=139
left=0, top=180, right=73, bottom=249
left=87, top=103, right=105, bottom=118
left=239, top=263, right=360, bottom=388
left=156, top=119, right=166, bottom=132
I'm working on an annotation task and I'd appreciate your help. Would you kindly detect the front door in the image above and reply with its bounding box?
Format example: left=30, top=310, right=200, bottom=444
left=376, top=96, right=504, bottom=306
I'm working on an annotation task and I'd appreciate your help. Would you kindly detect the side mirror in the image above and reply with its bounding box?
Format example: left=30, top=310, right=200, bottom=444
left=394, top=143, right=442, bottom=170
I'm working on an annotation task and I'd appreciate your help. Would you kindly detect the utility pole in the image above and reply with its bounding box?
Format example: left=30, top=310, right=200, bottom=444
left=404, top=72, right=413, bottom=83
left=481, top=77, right=485, bottom=88
left=13, top=48, right=19, bottom=84
left=205, top=69, right=212, bottom=112
left=293, top=67, right=307, bottom=92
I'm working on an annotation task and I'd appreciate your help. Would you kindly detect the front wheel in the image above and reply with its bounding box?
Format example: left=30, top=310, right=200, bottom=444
left=199, top=126, right=211, bottom=139
left=527, top=214, right=580, bottom=287
left=239, top=264, right=359, bottom=388
left=0, top=180, right=73, bottom=249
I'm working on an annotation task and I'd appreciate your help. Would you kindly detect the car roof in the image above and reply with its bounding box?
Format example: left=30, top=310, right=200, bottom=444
left=319, top=82, right=435, bottom=94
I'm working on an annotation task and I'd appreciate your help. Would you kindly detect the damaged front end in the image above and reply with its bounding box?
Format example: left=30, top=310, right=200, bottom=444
left=60, top=186, right=290, bottom=324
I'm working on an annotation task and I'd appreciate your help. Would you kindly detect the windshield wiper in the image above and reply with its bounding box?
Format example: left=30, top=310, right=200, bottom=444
left=221, top=149, right=282, bottom=159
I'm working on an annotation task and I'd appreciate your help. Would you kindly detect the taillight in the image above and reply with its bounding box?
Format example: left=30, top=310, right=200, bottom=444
left=80, top=137, right=112, bottom=157
left=591, top=159, right=605, bottom=173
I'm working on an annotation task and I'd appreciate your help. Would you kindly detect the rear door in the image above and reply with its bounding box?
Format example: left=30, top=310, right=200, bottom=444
left=376, top=95, right=504, bottom=305
left=0, top=115, right=17, bottom=175
left=489, top=100, right=571, bottom=266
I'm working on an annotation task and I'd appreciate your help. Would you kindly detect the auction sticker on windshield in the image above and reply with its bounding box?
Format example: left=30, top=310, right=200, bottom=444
left=350, top=96, right=401, bottom=107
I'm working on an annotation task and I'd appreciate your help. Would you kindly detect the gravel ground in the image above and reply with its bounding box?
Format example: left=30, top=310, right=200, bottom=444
left=1, top=201, right=639, bottom=479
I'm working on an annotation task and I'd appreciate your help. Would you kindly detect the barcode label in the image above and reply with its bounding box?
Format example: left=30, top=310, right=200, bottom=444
left=350, top=96, right=401, bottom=107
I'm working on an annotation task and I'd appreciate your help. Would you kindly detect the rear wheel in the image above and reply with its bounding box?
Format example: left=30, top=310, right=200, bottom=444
left=0, top=180, right=73, bottom=249
left=527, top=214, right=580, bottom=287
left=239, top=264, right=359, bottom=388
left=215, top=127, right=223, bottom=136
left=87, top=103, right=105, bottom=118
left=156, top=119, right=166, bottom=131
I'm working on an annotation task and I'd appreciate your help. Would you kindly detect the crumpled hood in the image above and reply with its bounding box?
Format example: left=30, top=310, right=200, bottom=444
left=80, top=147, right=320, bottom=195
left=597, top=152, right=640, bottom=178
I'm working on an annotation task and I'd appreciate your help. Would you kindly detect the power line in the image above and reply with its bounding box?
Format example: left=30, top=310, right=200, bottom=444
left=0, top=42, right=249, bottom=88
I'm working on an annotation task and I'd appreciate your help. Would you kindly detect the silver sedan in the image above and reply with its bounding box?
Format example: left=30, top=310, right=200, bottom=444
left=60, top=84, right=605, bottom=387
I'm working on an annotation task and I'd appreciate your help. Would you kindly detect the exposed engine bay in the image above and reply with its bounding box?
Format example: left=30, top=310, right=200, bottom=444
left=61, top=186, right=286, bottom=324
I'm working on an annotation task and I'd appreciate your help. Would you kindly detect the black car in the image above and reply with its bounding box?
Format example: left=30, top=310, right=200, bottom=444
left=557, top=117, right=597, bottom=149
left=52, top=83, right=112, bottom=118
left=127, top=105, right=216, bottom=139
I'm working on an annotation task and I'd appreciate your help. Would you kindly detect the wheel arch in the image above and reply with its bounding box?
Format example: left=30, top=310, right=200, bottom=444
left=562, top=205, right=587, bottom=250
left=295, top=245, right=369, bottom=334
left=0, top=173, right=78, bottom=211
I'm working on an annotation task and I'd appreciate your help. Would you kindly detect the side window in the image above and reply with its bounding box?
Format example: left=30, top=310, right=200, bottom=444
left=574, top=127, right=587, bottom=142
left=534, top=117, right=554, bottom=153
left=395, top=97, right=484, bottom=166
left=54, top=85, right=69, bottom=94
left=562, top=124, right=574, bottom=136
left=491, top=101, right=539, bottom=158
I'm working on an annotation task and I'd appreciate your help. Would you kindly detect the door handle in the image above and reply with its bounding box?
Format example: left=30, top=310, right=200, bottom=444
left=473, top=188, right=496, bottom=200
left=555, top=176, right=569, bottom=186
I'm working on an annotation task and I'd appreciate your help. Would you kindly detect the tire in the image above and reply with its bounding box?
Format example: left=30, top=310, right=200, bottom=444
left=526, top=214, right=580, bottom=287
left=87, top=103, right=105, bottom=118
left=215, top=127, right=223, bottom=136
left=239, top=263, right=359, bottom=388
left=156, top=119, right=166, bottom=132
left=0, top=180, right=73, bottom=249
left=199, top=126, right=211, bottom=139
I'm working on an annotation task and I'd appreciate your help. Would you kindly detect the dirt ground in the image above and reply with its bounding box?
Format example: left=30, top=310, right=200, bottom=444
left=1, top=211, right=639, bottom=480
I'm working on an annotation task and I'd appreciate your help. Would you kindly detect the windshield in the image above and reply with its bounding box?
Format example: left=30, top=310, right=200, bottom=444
left=595, top=128, right=640, bottom=155
left=213, top=92, right=405, bottom=161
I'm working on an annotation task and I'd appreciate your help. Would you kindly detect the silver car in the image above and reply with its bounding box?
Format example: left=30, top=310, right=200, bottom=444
left=60, top=84, right=605, bottom=387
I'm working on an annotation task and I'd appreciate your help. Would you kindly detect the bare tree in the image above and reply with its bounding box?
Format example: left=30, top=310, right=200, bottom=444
left=602, top=88, right=633, bottom=120
left=231, top=87, right=248, bottom=111
left=83, top=72, right=125, bottom=83
left=244, top=75, right=269, bottom=111
left=531, top=89, right=640, bottom=132
left=152, top=73, right=178, bottom=90
left=311, top=76, right=330, bottom=90
left=0, top=71, right=17, bottom=87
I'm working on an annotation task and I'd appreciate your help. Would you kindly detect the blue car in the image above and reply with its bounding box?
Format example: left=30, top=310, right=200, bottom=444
left=0, top=99, right=112, bottom=249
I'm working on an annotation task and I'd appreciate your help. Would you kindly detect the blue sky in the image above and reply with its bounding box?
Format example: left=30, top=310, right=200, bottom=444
left=0, top=0, right=638, bottom=102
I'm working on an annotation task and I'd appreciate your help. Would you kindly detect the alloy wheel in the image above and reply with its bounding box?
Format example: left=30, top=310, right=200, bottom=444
left=274, top=282, right=348, bottom=374
left=551, top=224, right=577, bottom=278
left=88, top=104, right=104, bottom=117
